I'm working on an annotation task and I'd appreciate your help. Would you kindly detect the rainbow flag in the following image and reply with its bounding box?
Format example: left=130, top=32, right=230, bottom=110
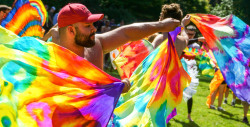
left=1, top=0, right=47, bottom=38
left=0, top=26, right=124, bottom=127
left=190, top=14, right=250, bottom=103
left=113, top=32, right=190, bottom=126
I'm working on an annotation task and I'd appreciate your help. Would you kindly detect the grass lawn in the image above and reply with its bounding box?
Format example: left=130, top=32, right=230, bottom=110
left=168, top=75, right=250, bottom=127
left=105, top=68, right=249, bottom=127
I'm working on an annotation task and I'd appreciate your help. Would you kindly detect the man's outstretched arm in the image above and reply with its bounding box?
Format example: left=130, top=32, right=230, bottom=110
left=97, top=18, right=180, bottom=54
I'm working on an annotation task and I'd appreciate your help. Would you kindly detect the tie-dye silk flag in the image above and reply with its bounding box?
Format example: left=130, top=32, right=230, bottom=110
left=1, top=0, right=47, bottom=38
left=113, top=32, right=191, bottom=126
left=182, top=46, right=216, bottom=77
left=113, top=39, right=154, bottom=79
left=197, top=55, right=215, bottom=77
left=0, top=26, right=124, bottom=127
left=190, top=14, right=250, bottom=103
left=114, top=27, right=182, bottom=80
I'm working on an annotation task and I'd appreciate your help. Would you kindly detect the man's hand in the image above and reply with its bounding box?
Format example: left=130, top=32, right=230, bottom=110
left=121, top=78, right=131, bottom=93
left=159, top=18, right=180, bottom=32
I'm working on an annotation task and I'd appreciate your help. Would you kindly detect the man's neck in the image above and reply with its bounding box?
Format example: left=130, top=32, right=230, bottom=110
left=59, top=40, right=85, bottom=57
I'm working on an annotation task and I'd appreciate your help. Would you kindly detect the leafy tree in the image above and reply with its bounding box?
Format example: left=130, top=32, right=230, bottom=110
left=209, top=0, right=250, bottom=24
left=1, top=0, right=14, bottom=7
left=100, top=0, right=165, bottom=22
left=233, top=0, right=250, bottom=24
left=210, top=0, right=233, bottom=17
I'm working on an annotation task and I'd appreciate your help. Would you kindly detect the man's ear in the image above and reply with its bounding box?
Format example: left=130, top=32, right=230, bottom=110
left=67, top=25, right=76, bottom=36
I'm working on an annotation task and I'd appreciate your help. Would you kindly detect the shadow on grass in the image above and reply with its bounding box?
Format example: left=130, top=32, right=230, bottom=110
left=217, top=110, right=234, bottom=116
left=209, top=111, right=242, bottom=123
left=223, top=103, right=243, bottom=109
left=169, top=118, right=199, bottom=127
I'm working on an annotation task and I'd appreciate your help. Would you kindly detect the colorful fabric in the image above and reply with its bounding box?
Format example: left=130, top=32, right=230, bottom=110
left=113, top=27, right=182, bottom=80
left=201, top=44, right=217, bottom=65
left=190, top=14, right=250, bottom=103
left=182, top=46, right=215, bottom=77
left=197, top=55, right=215, bottom=77
left=112, top=27, right=182, bottom=124
left=1, top=0, right=47, bottom=38
left=0, top=26, right=124, bottom=127
left=113, top=39, right=154, bottom=79
left=110, top=41, right=132, bottom=69
left=183, top=47, right=207, bottom=58
left=113, top=32, right=191, bottom=126
left=206, top=69, right=224, bottom=107
left=166, top=108, right=177, bottom=123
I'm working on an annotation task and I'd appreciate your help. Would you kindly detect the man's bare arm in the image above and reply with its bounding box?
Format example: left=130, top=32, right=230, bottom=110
left=96, top=18, right=180, bottom=54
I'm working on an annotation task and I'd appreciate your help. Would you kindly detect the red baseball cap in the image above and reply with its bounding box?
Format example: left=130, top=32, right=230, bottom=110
left=58, top=3, right=104, bottom=28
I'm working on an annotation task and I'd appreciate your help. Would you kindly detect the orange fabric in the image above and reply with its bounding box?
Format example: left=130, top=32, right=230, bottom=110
left=206, top=69, right=224, bottom=107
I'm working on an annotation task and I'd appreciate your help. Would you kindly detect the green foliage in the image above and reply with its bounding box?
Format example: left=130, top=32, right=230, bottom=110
left=233, top=0, right=250, bottom=25
left=101, top=7, right=136, bottom=24
left=4, top=0, right=249, bottom=25
left=209, top=0, right=250, bottom=24
left=0, top=0, right=14, bottom=6
left=210, top=0, right=233, bottom=17
left=100, top=0, right=165, bottom=22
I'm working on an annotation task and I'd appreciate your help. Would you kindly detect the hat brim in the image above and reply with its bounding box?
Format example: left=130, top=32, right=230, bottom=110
left=85, top=14, right=104, bottom=23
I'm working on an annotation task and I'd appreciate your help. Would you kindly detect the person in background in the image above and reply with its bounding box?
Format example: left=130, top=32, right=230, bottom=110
left=223, top=86, right=237, bottom=107
left=110, top=18, right=116, bottom=27
left=94, top=19, right=104, bottom=33
left=186, top=25, right=206, bottom=49
left=151, top=3, right=193, bottom=121
left=0, top=5, right=11, bottom=23
left=53, top=8, right=61, bottom=25
left=242, top=101, right=249, bottom=124
left=48, top=6, right=56, bottom=28
left=209, top=73, right=226, bottom=111
left=117, top=20, right=124, bottom=27
left=101, top=20, right=111, bottom=33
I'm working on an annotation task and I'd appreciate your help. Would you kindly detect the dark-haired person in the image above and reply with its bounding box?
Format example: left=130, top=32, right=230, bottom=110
left=186, top=25, right=206, bottom=49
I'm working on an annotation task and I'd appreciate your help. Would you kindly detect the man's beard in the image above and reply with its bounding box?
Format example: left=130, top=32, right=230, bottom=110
left=74, top=27, right=95, bottom=47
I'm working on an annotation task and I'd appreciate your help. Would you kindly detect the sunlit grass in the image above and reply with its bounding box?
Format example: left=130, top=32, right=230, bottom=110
left=168, top=75, right=249, bottom=127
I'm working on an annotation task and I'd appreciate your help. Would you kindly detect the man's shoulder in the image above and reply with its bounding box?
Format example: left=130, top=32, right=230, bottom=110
left=93, top=36, right=103, bottom=49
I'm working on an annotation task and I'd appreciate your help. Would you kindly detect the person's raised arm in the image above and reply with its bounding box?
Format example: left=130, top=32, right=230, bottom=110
left=175, top=15, right=191, bottom=56
left=96, top=18, right=180, bottom=54
left=176, top=15, right=190, bottom=46
left=41, top=23, right=58, bottom=42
